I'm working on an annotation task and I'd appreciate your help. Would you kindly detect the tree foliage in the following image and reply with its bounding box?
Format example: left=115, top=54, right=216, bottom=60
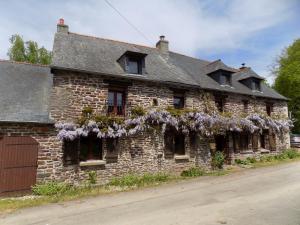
left=7, top=34, right=52, bottom=65
left=273, top=39, right=300, bottom=133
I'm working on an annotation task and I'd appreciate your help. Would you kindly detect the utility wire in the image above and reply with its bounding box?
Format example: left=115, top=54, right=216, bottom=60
left=104, top=0, right=152, bottom=44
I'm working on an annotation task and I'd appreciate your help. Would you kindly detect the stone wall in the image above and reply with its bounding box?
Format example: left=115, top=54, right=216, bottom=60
left=3, top=70, right=287, bottom=185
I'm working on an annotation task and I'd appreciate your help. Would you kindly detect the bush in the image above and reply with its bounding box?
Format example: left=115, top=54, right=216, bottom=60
left=131, top=106, right=146, bottom=117
left=282, top=149, right=300, bottom=159
left=212, top=151, right=225, bottom=169
left=32, top=181, right=72, bottom=196
left=234, top=158, right=249, bottom=165
left=235, top=157, right=257, bottom=165
left=109, top=173, right=169, bottom=187
left=88, top=171, right=97, bottom=185
left=181, top=167, right=205, bottom=177
left=246, top=157, right=257, bottom=163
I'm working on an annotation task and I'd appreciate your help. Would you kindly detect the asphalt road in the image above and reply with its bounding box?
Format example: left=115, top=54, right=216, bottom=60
left=1, top=162, right=300, bottom=225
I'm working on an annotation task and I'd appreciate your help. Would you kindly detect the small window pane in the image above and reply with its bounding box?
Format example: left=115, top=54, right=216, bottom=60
left=117, top=92, right=123, bottom=115
left=128, top=59, right=138, bottom=74
left=220, top=74, right=226, bottom=85
left=108, top=92, right=114, bottom=114
left=253, top=80, right=260, bottom=91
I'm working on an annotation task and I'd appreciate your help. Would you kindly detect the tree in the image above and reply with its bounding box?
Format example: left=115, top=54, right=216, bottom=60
left=7, top=34, right=52, bottom=65
left=273, top=39, right=300, bottom=133
left=8, top=35, right=26, bottom=62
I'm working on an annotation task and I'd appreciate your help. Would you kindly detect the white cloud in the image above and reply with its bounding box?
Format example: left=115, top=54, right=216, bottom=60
left=0, top=0, right=298, bottom=80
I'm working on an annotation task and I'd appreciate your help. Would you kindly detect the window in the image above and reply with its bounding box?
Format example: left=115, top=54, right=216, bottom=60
left=252, top=79, right=261, bottom=91
left=79, top=136, right=103, bottom=161
left=239, top=133, right=249, bottom=151
left=220, top=73, right=231, bottom=86
left=63, top=136, right=103, bottom=164
left=215, top=97, right=224, bottom=112
left=63, top=140, right=79, bottom=165
left=108, top=90, right=125, bottom=116
left=128, top=57, right=142, bottom=74
left=266, top=103, right=273, bottom=116
left=164, top=132, right=185, bottom=155
left=107, top=138, right=118, bottom=153
left=232, top=132, right=249, bottom=152
left=243, top=100, right=249, bottom=113
left=173, top=93, right=184, bottom=109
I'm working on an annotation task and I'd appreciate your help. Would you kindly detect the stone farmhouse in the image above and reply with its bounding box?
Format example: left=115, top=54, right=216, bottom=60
left=0, top=20, right=290, bottom=194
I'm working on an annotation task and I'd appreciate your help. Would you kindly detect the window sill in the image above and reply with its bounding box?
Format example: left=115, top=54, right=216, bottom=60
left=174, top=155, right=189, bottom=160
left=240, top=150, right=254, bottom=154
left=260, top=149, right=270, bottom=154
left=79, top=160, right=106, bottom=167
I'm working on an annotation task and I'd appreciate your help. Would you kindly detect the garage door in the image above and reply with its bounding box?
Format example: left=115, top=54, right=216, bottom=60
left=0, top=136, right=39, bottom=195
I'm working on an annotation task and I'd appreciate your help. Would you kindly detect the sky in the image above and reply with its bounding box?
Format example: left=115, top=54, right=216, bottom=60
left=0, top=0, right=299, bottom=84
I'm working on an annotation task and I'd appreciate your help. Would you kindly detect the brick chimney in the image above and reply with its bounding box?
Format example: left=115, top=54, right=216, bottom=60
left=57, top=18, right=69, bottom=33
left=156, top=35, right=169, bottom=56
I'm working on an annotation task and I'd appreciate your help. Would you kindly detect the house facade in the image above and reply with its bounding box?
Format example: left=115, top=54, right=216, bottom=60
left=0, top=20, right=290, bottom=194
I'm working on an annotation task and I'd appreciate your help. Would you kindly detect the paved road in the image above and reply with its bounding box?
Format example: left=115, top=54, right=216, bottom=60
left=1, top=162, right=300, bottom=225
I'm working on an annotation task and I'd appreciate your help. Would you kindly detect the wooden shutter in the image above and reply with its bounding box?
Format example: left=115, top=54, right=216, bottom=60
left=252, top=134, right=259, bottom=151
left=63, top=140, right=79, bottom=165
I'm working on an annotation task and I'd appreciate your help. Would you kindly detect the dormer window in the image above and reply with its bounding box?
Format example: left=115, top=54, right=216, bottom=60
left=208, top=70, right=232, bottom=86
left=118, top=51, right=146, bottom=75
left=252, top=79, right=261, bottom=91
left=128, top=56, right=142, bottom=74
left=220, top=73, right=231, bottom=86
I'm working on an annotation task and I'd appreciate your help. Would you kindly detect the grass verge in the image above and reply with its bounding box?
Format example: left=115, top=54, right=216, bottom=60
left=1, top=149, right=299, bottom=214
left=234, top=148, right=300, bottom=168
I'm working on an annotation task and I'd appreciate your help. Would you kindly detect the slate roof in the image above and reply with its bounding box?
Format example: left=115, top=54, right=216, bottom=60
left=0, top=60, right=53, bottom=123
left=51, top=31, right=287, bottom=100
left=236, top=67, right=265, bottom=80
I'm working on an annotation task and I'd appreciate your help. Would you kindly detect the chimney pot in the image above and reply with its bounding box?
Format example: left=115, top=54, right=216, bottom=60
left=59, top=18, right=64, bottom=25
left=160, top=35, right=165, bottom=41
left=57, top=18, right=69, bottom=33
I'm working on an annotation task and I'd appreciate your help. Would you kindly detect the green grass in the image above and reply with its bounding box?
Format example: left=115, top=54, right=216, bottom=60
left=109, top=173, right=171, bottom=187
left=1, top=149, right=299, bottom=214
left=234, top=149, right=300, bottom=168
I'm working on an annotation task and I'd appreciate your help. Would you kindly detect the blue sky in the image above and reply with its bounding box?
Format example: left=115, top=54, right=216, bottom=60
left=0, top=0, right=299, bottom=83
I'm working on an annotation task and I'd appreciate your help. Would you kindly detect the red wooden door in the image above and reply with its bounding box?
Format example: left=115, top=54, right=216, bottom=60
left=0, top=136, right=38, bottom=195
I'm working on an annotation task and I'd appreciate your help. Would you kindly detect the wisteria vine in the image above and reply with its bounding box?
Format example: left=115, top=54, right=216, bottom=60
left=55, top=109, right=293, bottom=141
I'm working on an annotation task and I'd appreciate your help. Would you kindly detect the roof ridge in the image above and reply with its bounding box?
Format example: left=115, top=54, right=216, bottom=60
left=169, top=51, right=211, bottom=63
left=0, top=59, right=49, bottom=67
left=68, top=32, right=157, bottom=50
left=205, top=59, right=222, bottom=66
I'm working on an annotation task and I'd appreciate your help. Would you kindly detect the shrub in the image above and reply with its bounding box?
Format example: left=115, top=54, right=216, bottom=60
left=282, top=149, right=300, bottom=159
left=82, top=106, right=93, bottom=116
left=87, top=171, right=97, bottom=185
left=260, top=155, right=275, bottom=162
left=234, top=158, right=249, bottom=165
left=212, top=151, right=225, bottom=169
left=32, top=181, right=72, bottom=196
left=131, top=106, right=146, bottom=117
left=235, top=157, right=257, bottom=165
left=246, top=157, right=257, bottom=163
left=181, top=167, right=205, bottom=177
